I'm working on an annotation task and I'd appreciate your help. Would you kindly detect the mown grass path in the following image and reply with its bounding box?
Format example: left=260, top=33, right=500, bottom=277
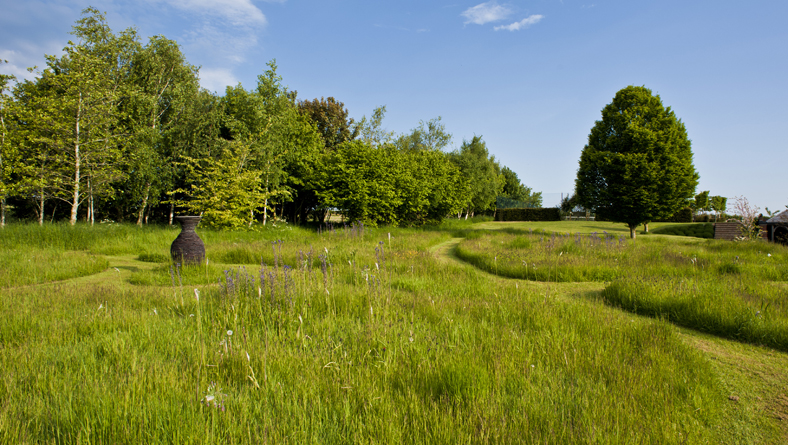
left=434, top=233, right=788, bottom=441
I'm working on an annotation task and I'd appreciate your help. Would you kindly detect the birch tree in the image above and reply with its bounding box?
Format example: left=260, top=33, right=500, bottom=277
left=0, top=62, right=17, bottom=227
left=21, top=9, right=132, bottom=225
left=124, top=35, right=199, bottom=225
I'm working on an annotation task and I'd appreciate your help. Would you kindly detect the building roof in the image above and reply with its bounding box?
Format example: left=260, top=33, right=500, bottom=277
left=766, top=210, right=788, bottom=224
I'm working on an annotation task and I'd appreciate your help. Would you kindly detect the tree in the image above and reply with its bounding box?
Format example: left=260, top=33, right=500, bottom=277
left=124, top=35, right=200, bottom=225
left=449, top=136, right=502, bottom=218
left=560, top=193, right=580, bottom=213
left=393, top=149, right=467, bottom=225
left=693, top=190, right=710, bottom=216
left=0, top=61, right=18, bottom=227
left=575, top=86, right=698, bottom=238
left=731, top=196, right=760, bottom=241
left=710, top=195, right=727, bottom=222
left=297, top=96, right=358, bottom=149
left=356, top=105, right=395, bottom=148
left=173, top=140, right=269, bottom=229
left=395, top=117, right=452, bottom=152
left=16, top=8, right=134, bottom=225
left=315, top=140, right=401, bottom=225
left=174, top=61, right=322, bottom=228
left=500, top=166, right=542, bottom=208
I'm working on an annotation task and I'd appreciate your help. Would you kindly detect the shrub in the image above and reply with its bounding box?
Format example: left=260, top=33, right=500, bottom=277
left=652, top=223, right=713, bottom=239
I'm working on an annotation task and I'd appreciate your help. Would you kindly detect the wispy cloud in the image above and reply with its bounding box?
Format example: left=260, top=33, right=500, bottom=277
left=461, top=1, right=512, bottom=25
left=163, top=0, right=267, bottom=27
left=156, top=0, right=272, bottom=91
left=494, top=14, right=544, bottom=31
left=198, top=67, right=239, bottom=93
left=0, top=40, right=64, bottom=82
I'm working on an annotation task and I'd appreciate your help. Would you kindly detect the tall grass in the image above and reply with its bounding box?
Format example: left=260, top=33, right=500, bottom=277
left=603, top=275, right=788, bottom=352
left=0, top=222, right=779, bottom=444
left=450, top=228, right=788, bottom=353
left=455, top=229, right=788, bottom=282
left=0, top=222, right=784, bottom=443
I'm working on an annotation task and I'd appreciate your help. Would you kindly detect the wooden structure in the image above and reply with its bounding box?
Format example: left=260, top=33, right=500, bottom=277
left=713, top=222, right=744, bottom=240
left=759, top=210, right=788, bottom=245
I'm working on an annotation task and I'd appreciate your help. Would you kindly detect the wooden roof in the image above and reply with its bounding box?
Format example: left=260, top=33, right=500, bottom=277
left=766, top=210, right=788, bottom=224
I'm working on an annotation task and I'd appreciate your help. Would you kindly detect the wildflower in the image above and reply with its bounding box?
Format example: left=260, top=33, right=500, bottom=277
left=227, top=330, right=233, bottom=336
left=767, top=253, right=772, bottom=257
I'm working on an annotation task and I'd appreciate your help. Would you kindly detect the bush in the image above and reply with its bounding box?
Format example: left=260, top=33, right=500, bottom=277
left=652, top=223, right=713, bottom=239
left=495, top=208, right=561, bottom=222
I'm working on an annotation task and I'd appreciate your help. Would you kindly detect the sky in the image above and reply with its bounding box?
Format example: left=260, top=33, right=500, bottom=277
left=2, top=0, right=787, bottom=212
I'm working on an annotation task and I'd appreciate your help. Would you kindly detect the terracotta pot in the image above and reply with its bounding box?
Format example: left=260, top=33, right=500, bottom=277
left=171, top=216, right=205, bottom=265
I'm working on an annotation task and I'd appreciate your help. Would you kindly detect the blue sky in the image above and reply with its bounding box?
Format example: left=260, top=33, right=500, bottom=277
left=2, top=0, right=787, bottom=212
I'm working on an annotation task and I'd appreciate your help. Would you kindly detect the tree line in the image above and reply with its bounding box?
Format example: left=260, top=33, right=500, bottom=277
left=0, top=8, right=541, bottom=229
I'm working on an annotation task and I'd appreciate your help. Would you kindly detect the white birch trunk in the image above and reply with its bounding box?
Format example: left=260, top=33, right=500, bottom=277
left=69, top=93, right=82, bottom=226
left=262, top=173, right=270, bottom=226
left=88, top=177, right=94, bottom=226
left=137, top=183, right=151, bottom=226
left=38, top=187, right=45, bottom=226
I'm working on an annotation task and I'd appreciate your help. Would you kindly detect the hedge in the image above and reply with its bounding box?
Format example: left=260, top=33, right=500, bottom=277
left=596, top=207, right=693, bottom=224
left=495, top=208, right=561, bottom=222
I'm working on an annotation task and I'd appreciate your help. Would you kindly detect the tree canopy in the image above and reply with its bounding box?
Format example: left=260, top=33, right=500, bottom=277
left=0, top=9, right=540, bottom=228
left=575, top=85, right=698, bottom=238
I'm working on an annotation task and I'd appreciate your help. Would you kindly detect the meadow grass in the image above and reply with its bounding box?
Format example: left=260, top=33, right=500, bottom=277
left=0, top=221, right=786, bottom=443
left=451, top=226, right=788, bottom=353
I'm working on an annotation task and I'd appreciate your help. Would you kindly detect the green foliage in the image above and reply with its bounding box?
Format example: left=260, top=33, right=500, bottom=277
left=0, top=60, right=18, bottom=226
left=710, top=195, right=728, bottom=220
left=315, top=140, right=400, bottom=225
left=355, top=105, right=395, bottom=148
left=448, top=136, right=502, bottom=216
left=122, top=34, right=200, bottom=224
left=651, top=223, right=713, bottom=238
left=173, top=142, right=272, bottom=229
left=297, top=96, right=358, bottom=149
left=495, top=208, right=561, bottom=221
left=693, top=190, right=710, bottom=213
left=314, top=140, right=468, bottom=226
left=575, top=85, right=699, bottom=238
left=395, top=116, right=451, bottom=152
left=500, top=166, right=541, bottom=207
left=655, top=207, right=694, bottom=223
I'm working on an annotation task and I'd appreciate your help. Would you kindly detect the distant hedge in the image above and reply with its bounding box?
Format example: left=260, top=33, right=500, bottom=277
left=651, top=223, right=714, bottom=239
left=597, top=207, right=693, bottom=223
left=496, top=208, right=561, bottom=222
